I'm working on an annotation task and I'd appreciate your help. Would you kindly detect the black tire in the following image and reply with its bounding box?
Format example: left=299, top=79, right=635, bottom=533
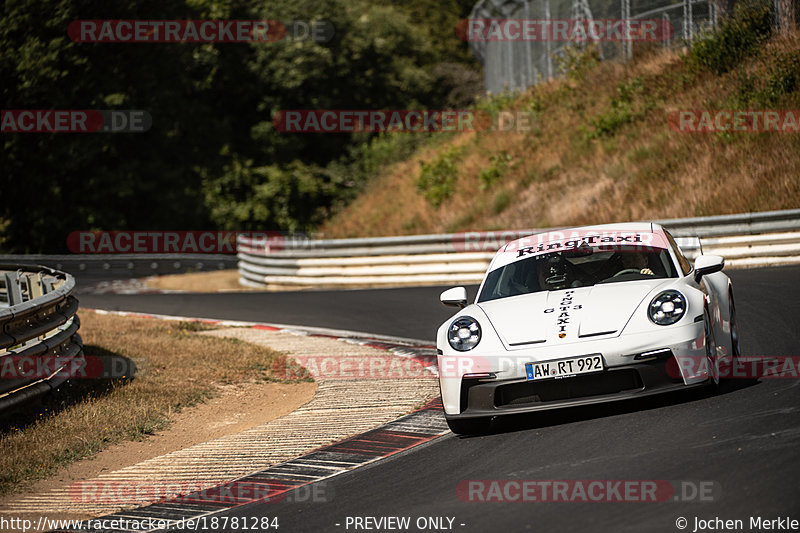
left=704, top=306, right=721, bottom=389
left=729, top=289, right=741, bottom=359
left=716, top=290, right=741, bottom=383
left=446, top=417, right=492, bottom=435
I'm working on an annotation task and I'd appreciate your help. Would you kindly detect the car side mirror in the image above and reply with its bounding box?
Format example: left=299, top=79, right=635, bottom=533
left=440, top=286, right=468, bottom=308
left=693, top=254, right=724, bottom=282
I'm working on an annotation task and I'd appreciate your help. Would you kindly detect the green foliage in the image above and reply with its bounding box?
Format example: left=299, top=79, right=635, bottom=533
left=584, top=77, right=646, bottom=139
left=474, top=91, right=519, bottom=115
left=473, top=92, right=526, bottom=136
left=384, top=0, right=478, bottom=65
left=628, top=145, right=657, bottom=164
left=492, top=190, right=511, bottom=214
left=415, top=145, right=465, bottom=207
left=0, top=0, right=482, bottom=252
left=522, top=165, right=560, bottom=186
left=479, top=151, right=513, bottom=189
left=352, top=133, right=436, bottom=183
left=247, top=1, right=455, bottom=163
left=735, top=50, right=800, bottom=106
left=0, top=0, right=257, bottom=252
left=202, top=157, right=335, bottom=232
left=526, top=94, right=544, bottom=115
left=555, top=45, right=601, bottom=81
left=688, top=0, right=773, bottom=75
left=762, top=51, right=800, bottom=103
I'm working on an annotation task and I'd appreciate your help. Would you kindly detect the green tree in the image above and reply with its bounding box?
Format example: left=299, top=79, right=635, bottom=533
left=1, top=0, right=482, bottom=252
left=1, top=0, right=254, bottom=252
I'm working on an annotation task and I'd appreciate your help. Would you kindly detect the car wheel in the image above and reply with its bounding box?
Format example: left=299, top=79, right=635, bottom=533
left=447, top=417, right=492, bottom=435
left=715, top=290, right=741, bottom=382
left=729, top=289, right=741, bottom=359
left=704, top=306, right=720, bottom=388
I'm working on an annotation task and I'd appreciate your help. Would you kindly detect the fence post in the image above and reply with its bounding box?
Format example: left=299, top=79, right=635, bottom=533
left=778, top=0, right=798, bottom=31
left=621, top=0, right=632, bottom=61
left=544, top=0, right=553, bottom=78
left=662, top=13, right=672, bottom=48
left=708, top=0, right=717, bottom=31
left=683, top=0, right=695, bottom=43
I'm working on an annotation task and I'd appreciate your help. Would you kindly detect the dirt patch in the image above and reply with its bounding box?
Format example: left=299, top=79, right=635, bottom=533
left=145, top=269, right=256, bottom=292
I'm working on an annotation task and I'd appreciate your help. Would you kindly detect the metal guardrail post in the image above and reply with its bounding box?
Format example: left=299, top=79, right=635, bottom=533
left=4, top=271, right=24, bottom=306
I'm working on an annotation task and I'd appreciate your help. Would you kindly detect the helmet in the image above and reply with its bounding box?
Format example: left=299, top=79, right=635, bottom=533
left=540, top=254, right=569, bottom=290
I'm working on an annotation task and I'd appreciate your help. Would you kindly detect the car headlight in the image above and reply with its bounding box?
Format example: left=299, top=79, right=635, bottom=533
left=648, top=290, right=686, bottom=325
left=447, top=316, right=481, bottom=351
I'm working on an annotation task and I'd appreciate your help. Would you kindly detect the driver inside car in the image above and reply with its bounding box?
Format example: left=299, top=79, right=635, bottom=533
left=618, top=252, right=655, bottom=276
left=538, top=254, right=578, bottom=290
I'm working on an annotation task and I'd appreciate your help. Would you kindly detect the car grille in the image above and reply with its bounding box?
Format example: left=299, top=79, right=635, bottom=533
left=493, top=369, right=644, bottom=407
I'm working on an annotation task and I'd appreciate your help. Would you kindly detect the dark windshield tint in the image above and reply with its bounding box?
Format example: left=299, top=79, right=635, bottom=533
left=665, top=230, right=693, bottom=276
left=478, top=247, right=678, bottom=302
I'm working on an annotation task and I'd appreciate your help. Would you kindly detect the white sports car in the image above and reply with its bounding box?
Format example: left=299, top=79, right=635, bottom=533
left=437, top=222, right=740, bottom=434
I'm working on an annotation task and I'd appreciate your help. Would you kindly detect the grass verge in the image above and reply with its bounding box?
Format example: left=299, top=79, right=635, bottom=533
left=0, top=311, right=309, bottom=497
left=320, top=24, right=800, bottom=237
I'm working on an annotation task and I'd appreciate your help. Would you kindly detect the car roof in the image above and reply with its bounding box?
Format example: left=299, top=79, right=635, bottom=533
left=485, top=222, right=670, bottom=272
left=500, top=222, right=661, bottom=252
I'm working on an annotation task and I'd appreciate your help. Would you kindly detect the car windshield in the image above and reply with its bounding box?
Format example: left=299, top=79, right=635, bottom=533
left=477, top=246, right=678, bottom=303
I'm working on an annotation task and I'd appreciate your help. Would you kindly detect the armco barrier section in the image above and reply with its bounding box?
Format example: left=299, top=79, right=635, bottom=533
left=0, top=254, right=237, bottom=278
left=237, top=209, right=800, bottom=288
left=0, top=264, right=84, bottom=413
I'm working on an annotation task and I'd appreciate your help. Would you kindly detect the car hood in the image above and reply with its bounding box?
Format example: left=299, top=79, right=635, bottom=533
left=477, top=280, right=671, bottom=347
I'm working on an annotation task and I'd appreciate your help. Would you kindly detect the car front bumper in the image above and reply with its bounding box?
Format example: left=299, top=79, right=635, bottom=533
left=439, top=321, right=709, bottom=418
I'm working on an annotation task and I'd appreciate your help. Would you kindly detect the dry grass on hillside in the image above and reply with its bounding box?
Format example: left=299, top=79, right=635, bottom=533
left=321, top=33, right=800, bottom=238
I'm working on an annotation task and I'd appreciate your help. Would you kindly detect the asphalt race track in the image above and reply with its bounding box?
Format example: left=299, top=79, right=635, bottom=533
left=80, top=266, right=800, bottom=532
left=78, top=282, right=470, bottom=341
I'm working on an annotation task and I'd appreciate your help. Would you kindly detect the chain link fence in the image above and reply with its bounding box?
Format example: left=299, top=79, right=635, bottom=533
left=469, top=0, right=733, bottom=93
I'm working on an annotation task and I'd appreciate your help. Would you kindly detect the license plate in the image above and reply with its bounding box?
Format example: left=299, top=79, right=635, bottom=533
left=526, top=355, right=603, bottom=380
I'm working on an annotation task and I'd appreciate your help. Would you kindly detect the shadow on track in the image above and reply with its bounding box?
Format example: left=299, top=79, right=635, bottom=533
left=452, top=378, right=761, bottom=438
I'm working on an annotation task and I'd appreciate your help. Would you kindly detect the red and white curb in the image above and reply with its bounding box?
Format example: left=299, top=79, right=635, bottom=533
left=56, top=399, right=448, bottom=532
left=44, top=310, right=448, bottom=532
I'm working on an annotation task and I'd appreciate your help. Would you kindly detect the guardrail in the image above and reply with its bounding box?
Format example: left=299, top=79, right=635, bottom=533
left=0, top=254, right=237, bottom=278
left=0, top=264, right=84, bottom=413
left=238, top=209, right=800, bottom=288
